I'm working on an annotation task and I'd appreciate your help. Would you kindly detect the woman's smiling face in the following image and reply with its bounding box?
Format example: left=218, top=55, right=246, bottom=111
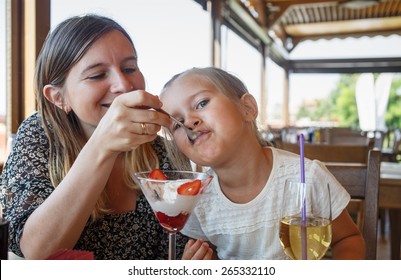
left=62, top=30, right=145, bottom=135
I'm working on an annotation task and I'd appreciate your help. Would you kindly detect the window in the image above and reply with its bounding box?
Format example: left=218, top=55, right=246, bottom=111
left=286, top=36, right=401, bottom=129
left=51, top=0, right=211, bottom=94
left=222, top=26, right=262, bottom=125
left=289, top=73, right=340, bottom=127
left=266, top=59, right=284, bottom=127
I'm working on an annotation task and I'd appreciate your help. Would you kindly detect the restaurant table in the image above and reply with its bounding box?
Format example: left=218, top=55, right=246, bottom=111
left=379, top=162, right=401, bottom=260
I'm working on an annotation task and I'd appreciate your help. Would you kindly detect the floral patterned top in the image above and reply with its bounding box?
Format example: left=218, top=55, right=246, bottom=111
left=0, top=112, right=188, bottom=259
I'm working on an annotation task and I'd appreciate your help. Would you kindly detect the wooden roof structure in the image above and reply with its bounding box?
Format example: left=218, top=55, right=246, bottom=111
left=244, top=0, right=401, bottom=50
left=194, top=0, right=401, bottom=73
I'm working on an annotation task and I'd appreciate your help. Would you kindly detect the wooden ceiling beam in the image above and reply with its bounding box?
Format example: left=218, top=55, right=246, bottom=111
left=239, top=0, right=401, bottom=49
left=285, top=16, right=401, bottom=38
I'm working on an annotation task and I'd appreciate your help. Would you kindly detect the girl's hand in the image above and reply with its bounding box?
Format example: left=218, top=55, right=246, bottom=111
left=181, top=239, right=214, bottom=260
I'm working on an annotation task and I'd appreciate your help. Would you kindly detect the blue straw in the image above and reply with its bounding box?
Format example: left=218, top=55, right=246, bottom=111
left=300, top=133, right=305, bottom=184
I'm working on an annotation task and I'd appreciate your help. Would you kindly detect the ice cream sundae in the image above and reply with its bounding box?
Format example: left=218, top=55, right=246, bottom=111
left=135, top=169, right=211, bottom=232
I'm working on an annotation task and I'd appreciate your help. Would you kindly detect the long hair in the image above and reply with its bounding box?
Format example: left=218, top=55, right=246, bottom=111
left=35, top=14, right=159, bottom=220
left=160, top=67, right=271, bottom=169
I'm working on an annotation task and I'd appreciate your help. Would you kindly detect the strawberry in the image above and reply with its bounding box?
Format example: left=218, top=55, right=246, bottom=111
left=155, top=211, right=189, bottom=231
left=177, top=180, right=201, bottom=196
left=149, top=169, right=167, bottom=180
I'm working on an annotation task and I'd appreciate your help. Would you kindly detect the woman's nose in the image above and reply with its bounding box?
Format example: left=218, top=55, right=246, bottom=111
left=110, top=71, right=133, bottom=93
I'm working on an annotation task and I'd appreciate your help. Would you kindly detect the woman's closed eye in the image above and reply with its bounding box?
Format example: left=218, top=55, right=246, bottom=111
left=87, top=73, right=106, bottom=80
left=87, top=66, right=136, bottom=80
left=122, top=66, right=137, bottom=74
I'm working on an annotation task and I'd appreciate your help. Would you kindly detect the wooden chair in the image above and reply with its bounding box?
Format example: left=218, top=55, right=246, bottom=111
left=382, top=128, right=401, bottom=162
left=280, top=142, right=370, bottom=163
left=319, top=127, right=373, bottom=146
left=279, top=142, right=370, bottom=225
left=329, top=133, right=373, bottom=146
left=325, top=149, right=381, bottom=260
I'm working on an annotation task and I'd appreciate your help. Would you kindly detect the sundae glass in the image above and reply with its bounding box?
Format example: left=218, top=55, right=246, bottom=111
left=133, top=169, right=213, bottom=260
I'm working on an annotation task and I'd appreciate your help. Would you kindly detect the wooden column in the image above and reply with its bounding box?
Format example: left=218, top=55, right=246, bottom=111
left=210, top=0, right=223, bottom=67
left=7, top=0, right=50, bottom=134
left=283, top=68, right=290, bottom=126
left=7, top=0, right=22, bottom=135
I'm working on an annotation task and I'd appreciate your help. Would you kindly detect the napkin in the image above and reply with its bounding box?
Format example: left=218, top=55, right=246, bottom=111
left=45, top=249, right=94, bottom=260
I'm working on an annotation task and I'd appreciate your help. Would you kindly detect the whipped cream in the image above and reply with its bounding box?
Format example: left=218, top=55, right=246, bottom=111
left=140, top=179, right=202, bottom=216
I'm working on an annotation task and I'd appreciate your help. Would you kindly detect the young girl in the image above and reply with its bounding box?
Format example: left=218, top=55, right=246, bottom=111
left=159, top=67, right=365, bottom=259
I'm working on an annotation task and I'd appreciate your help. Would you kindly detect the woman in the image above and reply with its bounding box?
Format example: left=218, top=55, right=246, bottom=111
left=0, top=15, right=211, bottom=260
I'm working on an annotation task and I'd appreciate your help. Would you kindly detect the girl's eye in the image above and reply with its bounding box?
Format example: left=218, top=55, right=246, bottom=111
left=196, top=99, right=209, bottom=109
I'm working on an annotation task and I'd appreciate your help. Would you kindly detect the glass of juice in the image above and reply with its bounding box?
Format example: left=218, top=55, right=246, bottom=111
left=279, top=181, right=332, bottom=260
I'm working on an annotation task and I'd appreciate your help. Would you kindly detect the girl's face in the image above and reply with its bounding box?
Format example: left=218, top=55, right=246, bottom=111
left=62, top=30, right=145, bottom=135
left=161, top=74, right=250, bottom=167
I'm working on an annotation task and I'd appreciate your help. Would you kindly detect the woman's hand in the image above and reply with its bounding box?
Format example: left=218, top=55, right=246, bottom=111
left=181, top=239, right=214, bottom=260
left=91, top=90, right=171, bottom=154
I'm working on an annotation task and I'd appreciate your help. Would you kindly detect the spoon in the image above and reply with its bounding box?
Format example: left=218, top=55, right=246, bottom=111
left=155, top=108, right=201, bottom=141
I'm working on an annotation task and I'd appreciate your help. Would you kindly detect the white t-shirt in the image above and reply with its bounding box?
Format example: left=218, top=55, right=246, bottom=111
left=181, top=147, right=350, bottom=259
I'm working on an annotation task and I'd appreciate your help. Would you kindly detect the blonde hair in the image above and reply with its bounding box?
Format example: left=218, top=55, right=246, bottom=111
left=35, top=15, right=159, bottom=220
left=160, top=67, right=271, bottom=168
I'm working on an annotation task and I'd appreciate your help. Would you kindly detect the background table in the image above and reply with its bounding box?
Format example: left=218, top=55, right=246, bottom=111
left=379, top=162, right=401, bottom=260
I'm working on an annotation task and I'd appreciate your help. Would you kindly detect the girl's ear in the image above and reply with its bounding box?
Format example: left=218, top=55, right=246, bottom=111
left=240, top=93, right=258, bottom=121
left=43, top=84, right=71, bottom=113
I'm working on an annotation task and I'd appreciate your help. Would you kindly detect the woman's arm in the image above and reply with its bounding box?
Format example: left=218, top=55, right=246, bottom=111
left=18, top=93, right=169, bottom=259
left=19, top=138, right=119, bottom=259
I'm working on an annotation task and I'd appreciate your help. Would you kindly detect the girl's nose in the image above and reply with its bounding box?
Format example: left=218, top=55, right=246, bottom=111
left=185, top=115, right=201, bottom=129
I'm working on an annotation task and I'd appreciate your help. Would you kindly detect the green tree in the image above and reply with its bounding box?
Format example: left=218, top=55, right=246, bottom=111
left=331, top=74, right=360, bottom=128
left=296, top=73, right=401, bottom=129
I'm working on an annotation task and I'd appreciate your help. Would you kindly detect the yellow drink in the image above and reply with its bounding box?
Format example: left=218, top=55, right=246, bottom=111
left=279, top=216, right=332, bottom=260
